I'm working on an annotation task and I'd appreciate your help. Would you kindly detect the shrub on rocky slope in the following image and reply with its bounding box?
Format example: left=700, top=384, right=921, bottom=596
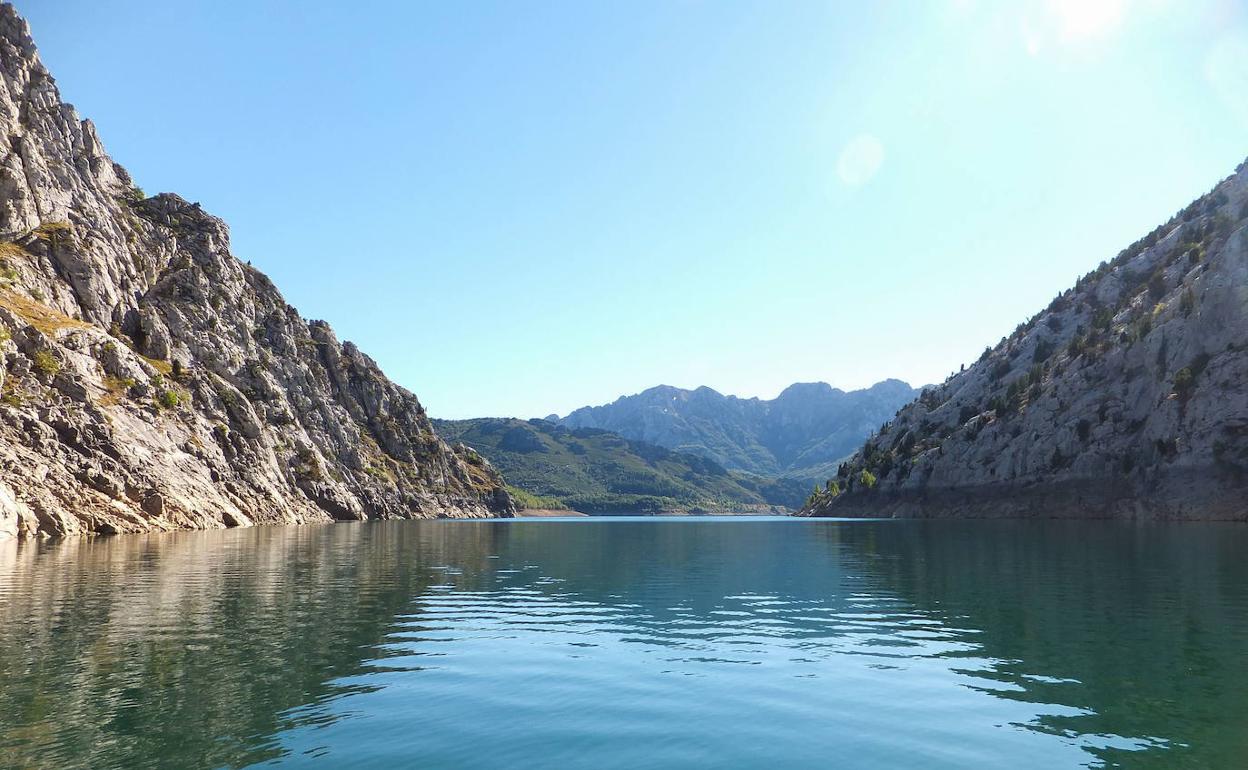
left=802, top=159, right=1248, bottom=520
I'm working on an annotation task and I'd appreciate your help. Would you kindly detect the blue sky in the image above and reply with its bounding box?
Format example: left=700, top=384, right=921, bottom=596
left=22, top=0, right=1248, bottom=418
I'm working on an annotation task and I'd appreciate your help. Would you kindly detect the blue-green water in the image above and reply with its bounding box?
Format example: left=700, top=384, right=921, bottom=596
left=2, top=517, right=1246, bottom=769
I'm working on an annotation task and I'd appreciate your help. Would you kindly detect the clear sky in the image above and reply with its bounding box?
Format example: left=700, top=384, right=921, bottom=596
left=21, top=0, right=1248, bottom=418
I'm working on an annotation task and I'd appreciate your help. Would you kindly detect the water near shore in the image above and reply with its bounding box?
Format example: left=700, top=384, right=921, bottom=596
left=2, top=518, right=1246, bottom=769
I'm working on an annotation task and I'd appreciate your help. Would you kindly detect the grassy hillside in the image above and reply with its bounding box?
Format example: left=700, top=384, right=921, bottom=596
left=435, top=418, right=807, bottom=513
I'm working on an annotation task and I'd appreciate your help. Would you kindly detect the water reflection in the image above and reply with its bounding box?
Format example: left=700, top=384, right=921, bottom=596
left=1, top=519, right=1244, bottom=768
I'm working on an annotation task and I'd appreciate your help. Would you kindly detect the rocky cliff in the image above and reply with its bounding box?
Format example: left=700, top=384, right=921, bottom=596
left=0, top=5, right=512, bottom=538
left=556, top=379, right=918, bottom=481
left=802, top=159, right=1248, bottom=520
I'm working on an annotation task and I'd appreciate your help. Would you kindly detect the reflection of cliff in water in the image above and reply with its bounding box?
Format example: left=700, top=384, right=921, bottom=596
left=469, top=519, right=1248, bottom=767
left=0, top=520, right=900, bottom=769
left=479, top=519, right=863, bottom=609
left=0, top=523, right=509, bottom=769
left=2, top=519, right=1243, bottom=769
left=829, top=520, right=1248, bottom=769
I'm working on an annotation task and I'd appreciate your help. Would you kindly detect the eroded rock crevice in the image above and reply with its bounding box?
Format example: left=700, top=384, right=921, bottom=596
left=0, top=4, right=512, bottom=538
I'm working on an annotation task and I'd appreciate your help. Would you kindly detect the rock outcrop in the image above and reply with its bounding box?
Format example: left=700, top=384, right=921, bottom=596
left=801, top=159, right=1248, bottom=520
left=556, top=379, right=918, bottom=481
left=0, top=4, right=512, bottom=538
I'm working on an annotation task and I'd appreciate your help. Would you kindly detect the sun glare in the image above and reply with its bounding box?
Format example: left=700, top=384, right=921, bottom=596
left=837, top=134, right=885, bottom=187
left=1048, top=0, right=1128, bottom=40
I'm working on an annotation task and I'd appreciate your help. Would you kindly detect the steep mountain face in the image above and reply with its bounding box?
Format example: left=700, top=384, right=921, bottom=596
left=555, top=379, right=918, bottom=480
left=435, top=418, right=808, bottom=513
left=802, top=160, right=1248, bottom=520
left=0, top=5, right=511, bottom=538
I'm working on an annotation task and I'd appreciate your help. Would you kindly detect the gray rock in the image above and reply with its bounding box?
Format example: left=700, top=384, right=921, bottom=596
left=140, top=493, right=164, bottom=518
left=0, top=6, right=513, bottom=539
left=803, top=160, right=1248, bottom=520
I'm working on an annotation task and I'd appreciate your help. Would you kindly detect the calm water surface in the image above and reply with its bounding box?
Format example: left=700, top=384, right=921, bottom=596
left=1, top=517, right=1246, bottom=769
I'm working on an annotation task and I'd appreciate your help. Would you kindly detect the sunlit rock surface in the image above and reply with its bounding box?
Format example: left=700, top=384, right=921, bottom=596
left=0, top=4, right=512, bottom=537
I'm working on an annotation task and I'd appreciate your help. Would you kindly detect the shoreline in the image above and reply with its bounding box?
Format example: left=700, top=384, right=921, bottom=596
left=513, top=508, right=791, bottom=518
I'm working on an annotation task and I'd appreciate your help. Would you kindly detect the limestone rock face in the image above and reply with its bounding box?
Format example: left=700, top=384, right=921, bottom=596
left=801, top=159, right=1248, bottom=520
left=0, top=4, right=512, bottom=538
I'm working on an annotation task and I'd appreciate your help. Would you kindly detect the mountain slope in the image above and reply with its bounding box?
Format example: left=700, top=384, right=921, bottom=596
left=555, top=379, right=918, bottom=480
left=802, top=159, right=1248, bottom=520
left=436, top=418, right=806, bottom=513
left=0, top=5, right=511, bottom=538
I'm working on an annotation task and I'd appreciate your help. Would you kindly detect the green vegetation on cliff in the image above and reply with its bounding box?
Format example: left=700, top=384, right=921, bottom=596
left=802, top=158, right=1248, bottom=519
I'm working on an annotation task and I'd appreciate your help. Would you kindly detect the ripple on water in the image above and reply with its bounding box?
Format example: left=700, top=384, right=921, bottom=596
left=2, top=519, right=1247, bottom=769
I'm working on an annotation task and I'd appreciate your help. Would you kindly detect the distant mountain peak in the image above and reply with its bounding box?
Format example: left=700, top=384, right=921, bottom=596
left=435, top=416, right=808, bottom=513
left=776, top=382, right=839, bottom=399
left=556, top=379, right=918, bottom=479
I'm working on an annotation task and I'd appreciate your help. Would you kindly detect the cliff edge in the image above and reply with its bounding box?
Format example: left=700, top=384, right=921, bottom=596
left=802, top=158, right=1248, bottom=520
left=0, top=4, right=512, bottom=538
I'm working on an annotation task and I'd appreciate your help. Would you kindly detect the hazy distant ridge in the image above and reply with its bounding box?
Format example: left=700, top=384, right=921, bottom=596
left=554, top=379, right=919, bottom=480
left=436, top=417, right=809, bottom=513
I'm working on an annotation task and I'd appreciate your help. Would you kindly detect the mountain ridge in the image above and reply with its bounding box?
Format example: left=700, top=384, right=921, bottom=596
left=435, top=417, right=808, bottom=513
left=555, top=378, right=919, bottom=480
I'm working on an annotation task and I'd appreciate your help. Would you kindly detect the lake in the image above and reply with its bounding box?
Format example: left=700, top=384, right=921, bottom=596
left=1, top=517, right=1245, bottom=769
